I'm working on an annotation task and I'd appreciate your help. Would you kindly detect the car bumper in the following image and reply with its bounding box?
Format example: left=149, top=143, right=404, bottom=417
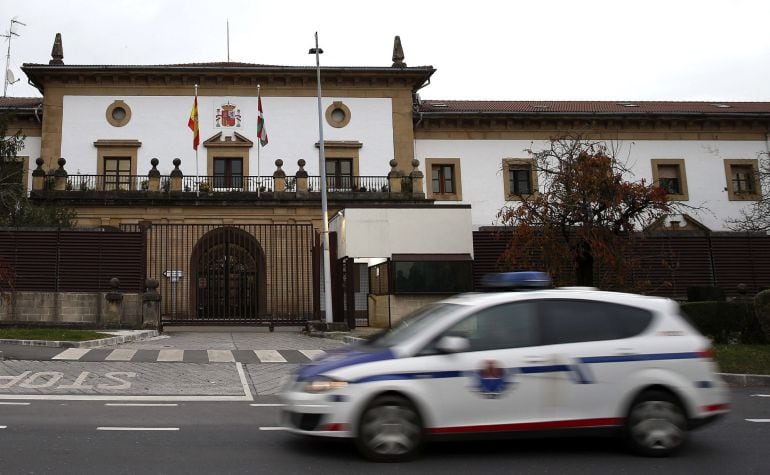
left=279, top=385, right=358, bottom=438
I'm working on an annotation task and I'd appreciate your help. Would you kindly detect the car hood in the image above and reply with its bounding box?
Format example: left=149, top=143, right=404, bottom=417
left=296, top=345, right=396, bottom=381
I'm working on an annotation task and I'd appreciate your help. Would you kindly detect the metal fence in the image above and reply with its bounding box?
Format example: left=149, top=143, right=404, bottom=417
left=0, top=228, right=146, bottom=292
left=127, top=223, right=316, bottom=326
left=472, top=230, right=770, bottom=298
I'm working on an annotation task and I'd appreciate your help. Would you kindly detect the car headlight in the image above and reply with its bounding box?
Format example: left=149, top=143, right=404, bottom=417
left=303, top=377, right=348, bottom=393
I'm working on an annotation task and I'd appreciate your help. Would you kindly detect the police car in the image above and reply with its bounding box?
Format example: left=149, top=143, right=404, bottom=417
left=280, top=280, right=729, bottom=462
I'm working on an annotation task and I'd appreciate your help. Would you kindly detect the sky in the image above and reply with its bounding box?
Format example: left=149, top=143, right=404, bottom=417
left=3, top=0, right=770, bottom=102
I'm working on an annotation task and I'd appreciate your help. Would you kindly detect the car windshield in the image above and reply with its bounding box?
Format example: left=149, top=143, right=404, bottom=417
left=366, top=303, right=461, bottom=348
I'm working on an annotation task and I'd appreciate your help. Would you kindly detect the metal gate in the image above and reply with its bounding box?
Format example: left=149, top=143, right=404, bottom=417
left=129, top=224, right=316, bottom=326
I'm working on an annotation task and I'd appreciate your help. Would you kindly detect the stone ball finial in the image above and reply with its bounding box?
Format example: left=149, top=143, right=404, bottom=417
left=151, top=158, right=159, bottom=167
left=737, top=283, right=747, bottom=295
left=145, top=279, right=159, bottom=290
left=57, top=157, right=67, bottom=167
left=173, top=158, right=181, bottom=168
left=389, top=159, right=398, bottom=168
left=50, top=33, right=64, bottom=65
left=109, top=277, right=120, bottom=290
left=275, top=159, right=284, bottom=167
left=36, top=157, right=44, bottom=167
left=392, top=35, right=406, bottom=68
left=298, top=159, right=306, bottom=168
left=411, top=159, right=420, bottom=168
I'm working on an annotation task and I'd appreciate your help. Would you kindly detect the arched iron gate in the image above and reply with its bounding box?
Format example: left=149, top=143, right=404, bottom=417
left=126, top=223, right=317, bottom=327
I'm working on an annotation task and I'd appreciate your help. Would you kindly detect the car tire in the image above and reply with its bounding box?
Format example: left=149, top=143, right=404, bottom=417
left=624, top=389, right=687, bottom=457
left=355, top=394, right=424, bottom=462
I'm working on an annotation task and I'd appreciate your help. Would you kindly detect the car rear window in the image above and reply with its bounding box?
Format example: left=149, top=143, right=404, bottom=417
left=540, top=299, right=653, bottom=345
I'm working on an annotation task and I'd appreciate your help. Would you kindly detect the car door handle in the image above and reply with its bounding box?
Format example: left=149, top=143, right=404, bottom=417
left=524, top=356, right=546, bottom=364
left=615, top=348, right=636, bottom=356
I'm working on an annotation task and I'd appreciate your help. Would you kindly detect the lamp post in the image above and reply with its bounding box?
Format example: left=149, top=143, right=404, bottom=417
left=310, top=32, right=334, bottom=325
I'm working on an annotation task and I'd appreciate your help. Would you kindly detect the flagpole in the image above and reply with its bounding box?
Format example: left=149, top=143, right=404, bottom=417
left=194, top=84, right=200, bottom=197
left=257, top=84, right=261, bottom=198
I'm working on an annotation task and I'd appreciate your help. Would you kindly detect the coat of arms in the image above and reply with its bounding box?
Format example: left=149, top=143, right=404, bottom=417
left=216, top=102, right=242, bottom=128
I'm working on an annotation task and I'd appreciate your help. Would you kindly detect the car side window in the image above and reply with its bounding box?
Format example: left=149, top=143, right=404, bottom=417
left=540, top=300, right=653, bottom=344
left=441, top=302, right=539, bottom=352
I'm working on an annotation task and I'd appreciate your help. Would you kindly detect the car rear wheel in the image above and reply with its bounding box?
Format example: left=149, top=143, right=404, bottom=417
left=355, top=394, right=424, bottom=462
left=625, top=389, right=687, bottom=457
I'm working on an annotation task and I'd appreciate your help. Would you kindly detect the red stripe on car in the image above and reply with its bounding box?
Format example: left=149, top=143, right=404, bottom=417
left=428, top=417, right=624, bottom=435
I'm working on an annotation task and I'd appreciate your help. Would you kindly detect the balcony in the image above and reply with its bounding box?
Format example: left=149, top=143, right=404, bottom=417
left=29, top=157, right=426, bottom=203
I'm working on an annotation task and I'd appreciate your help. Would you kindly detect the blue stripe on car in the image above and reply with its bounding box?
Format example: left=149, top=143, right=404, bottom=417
left=345, top=351, right=702, bottom=385
left=296, top=347, right=395, bottom=381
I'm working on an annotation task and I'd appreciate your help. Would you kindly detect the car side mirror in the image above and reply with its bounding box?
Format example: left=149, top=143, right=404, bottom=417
left=435, top=335, right=470, bottom=354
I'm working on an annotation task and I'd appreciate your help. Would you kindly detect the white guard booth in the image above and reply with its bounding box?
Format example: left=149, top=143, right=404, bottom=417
left=329, top=206, right=474, bottom=328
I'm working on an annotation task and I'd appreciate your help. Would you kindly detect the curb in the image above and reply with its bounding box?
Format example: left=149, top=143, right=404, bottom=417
left=306, top=331, right=366, bottom=344
left=0, top=330, right=159, bottom=349
left=718, top=372, right=770, bottom=387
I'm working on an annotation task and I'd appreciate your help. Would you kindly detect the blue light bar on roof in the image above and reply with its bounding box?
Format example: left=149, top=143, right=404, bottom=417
left=481, top=271, right=552, bottom=290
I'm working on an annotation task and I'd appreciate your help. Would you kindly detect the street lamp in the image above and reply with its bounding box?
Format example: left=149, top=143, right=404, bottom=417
left=310, top=32, right=334, bottom=325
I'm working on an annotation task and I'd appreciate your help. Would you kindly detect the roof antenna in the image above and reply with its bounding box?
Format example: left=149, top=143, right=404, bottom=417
left=227, top=19, right=230, bottom=63
left=2, top=17, right=26, bottom=97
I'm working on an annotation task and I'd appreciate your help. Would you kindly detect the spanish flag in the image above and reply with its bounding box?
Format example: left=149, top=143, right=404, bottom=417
left=188, top=95, right=200, bottom=150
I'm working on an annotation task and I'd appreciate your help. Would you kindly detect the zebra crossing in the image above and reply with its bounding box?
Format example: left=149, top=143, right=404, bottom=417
left=50, top=348, right=328, bottom=364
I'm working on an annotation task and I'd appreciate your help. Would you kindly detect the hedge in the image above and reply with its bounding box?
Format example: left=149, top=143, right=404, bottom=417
left=680, top=301, right=766, bottom=344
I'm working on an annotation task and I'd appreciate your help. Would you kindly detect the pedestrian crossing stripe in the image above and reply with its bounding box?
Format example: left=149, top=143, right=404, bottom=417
left=49, top=348, right=327, bottom=364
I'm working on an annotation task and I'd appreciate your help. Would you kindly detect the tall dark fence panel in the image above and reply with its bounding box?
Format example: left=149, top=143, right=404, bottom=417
left=473, top=230, right=770, bottom=298
left=0, top=228, right=146, bottom=292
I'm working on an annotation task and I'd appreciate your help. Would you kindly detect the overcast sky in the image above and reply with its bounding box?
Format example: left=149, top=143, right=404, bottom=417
left=3, top=0, right=770, bottom=101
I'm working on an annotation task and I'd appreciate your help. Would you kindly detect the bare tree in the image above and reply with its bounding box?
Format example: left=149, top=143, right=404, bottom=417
left=497, top=135, right=688, bottom=289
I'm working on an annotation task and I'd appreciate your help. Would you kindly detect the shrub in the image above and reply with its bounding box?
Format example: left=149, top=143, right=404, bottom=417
left=687, top=286, right=725, bottom=302
left=754, top=289, right=770, bottom=342
left=680, top=301, right=765, bottom=344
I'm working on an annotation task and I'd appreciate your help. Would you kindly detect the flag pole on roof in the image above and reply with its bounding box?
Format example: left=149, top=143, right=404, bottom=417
left=257, top=84, right=268, bottom=198
left=188, top=84, right=200, bottom=196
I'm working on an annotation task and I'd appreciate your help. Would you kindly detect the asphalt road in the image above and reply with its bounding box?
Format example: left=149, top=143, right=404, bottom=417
left=0, top=388, right=768, bottom=474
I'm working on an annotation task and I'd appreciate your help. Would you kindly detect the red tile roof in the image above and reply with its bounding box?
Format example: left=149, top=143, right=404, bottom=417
left=418, top=100, right=770, bottom=115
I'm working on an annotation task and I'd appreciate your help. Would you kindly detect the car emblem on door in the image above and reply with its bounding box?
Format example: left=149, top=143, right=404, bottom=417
left=472, top=360, right=513, bottom=399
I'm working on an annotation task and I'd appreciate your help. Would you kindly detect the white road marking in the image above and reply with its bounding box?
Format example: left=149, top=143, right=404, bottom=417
left=0, top=426, right=6, bottom=429
left=746, top=419, right=770, bottom=423
left=0, top=402, right=30, bottom=405
left=258, top=427, right=287, bottom=431
left=105, top=403, right=178, bottom=407
left=97, top=427, right=179, bottom=431
left=156, top=350, right=184, bottom=362
left=236, top=362, right=254, bottom=402
left=750, top=394, right=770, bottom=398
left=299, top=350, right=326, bottom=361
left=207, top=350, right=235, bottom=363
left=250, top=403, right=285, bottom=407
left=254, top=350, right=286, bottom=363
left=52, top=348, right=90, bottom=360
left=0, top=395, right=252, bottom=402
left=105, top=349, right=137, bottom=361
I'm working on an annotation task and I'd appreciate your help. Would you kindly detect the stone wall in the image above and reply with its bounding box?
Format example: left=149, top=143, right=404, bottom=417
left=0, top=291, right=143, bottom=328
left=367, top=294, right=446, bottom=328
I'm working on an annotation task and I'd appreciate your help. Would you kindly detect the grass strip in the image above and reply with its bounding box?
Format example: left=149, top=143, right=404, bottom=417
left=0, top=328, right=113, bottom=342
left=715, top=344, right=770, bottom=375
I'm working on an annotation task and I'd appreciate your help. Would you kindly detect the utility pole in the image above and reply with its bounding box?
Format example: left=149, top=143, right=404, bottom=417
left=309, top=32, right=334, bottom=324
left=2, top=18, right=25, bottom=97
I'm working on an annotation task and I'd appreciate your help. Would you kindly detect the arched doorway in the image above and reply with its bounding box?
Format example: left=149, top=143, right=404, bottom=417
left=190, top=227, right=266, bottom=320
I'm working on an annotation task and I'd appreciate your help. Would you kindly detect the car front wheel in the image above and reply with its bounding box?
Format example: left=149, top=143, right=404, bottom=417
left=625, top=389, right=687, bottom=457
left=355, top=394, right=424, bottom=462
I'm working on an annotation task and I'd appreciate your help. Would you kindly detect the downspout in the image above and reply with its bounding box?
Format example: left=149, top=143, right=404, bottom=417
left=34, top=103, right=42, bottom=123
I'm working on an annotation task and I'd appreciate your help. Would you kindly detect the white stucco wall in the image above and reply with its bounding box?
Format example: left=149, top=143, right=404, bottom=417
left=415, top=138, right=769, bottom=231
left=59, top=95, right=394, bottom=177
left=330, top=207, right=473, bottom=258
